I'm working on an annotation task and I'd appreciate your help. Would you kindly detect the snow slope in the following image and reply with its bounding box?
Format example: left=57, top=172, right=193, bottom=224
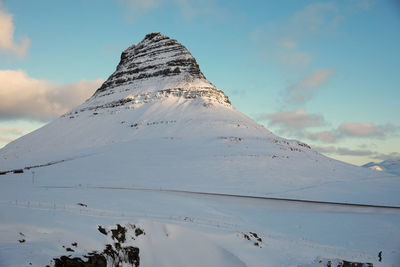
left=1, top=33, right=399, bottom=266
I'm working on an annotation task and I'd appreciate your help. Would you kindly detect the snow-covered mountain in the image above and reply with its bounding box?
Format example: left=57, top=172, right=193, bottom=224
left=363, top=159, right=400, bottom=176
left=0, top=32, right=395, bottom=202
left=1, top=33, right=399, bottom=266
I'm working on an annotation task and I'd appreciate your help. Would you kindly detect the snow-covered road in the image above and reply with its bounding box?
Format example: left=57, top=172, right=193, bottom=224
left=40, top=185, right=400, bottom=215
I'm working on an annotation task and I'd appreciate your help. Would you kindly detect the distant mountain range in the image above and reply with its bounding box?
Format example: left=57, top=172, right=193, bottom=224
left=362, top=159, right=400, bottom=176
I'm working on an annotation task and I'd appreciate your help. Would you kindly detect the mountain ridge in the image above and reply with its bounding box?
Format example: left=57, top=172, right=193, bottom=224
left=362, top=159, right=400, bottom=176
left=83, top=32, right=231, bottom=115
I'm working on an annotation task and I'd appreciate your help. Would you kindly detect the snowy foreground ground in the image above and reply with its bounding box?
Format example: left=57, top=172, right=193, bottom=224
left=0, top=150, right=399, bottom=266
left=1, top=105, right=400, bottom=266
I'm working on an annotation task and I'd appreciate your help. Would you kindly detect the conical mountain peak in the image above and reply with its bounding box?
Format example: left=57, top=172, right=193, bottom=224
left=96, top=32, right=206, bottom=94
left=82, top=33, right=230, bottom=112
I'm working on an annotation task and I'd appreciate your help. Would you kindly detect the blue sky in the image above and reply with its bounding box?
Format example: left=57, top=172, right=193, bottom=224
left=0, top=0, right=399, bottom=165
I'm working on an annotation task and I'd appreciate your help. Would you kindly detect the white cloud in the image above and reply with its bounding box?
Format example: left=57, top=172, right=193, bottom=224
left=313, top=145, right=374, bottom=156
left=119, top=0, right=222, bottom=20
left=270, top=120, right=398, bottom=143
left=304, top=130, right=337, bottom=143
left=288, top=2, right=339, bottom=38
left=261, top=109, right=325, bottom=129
left=335, top=147, right=375, bottom=156
left=338, top=122, right=397, bottom=137
left=118, top=0, right=162, bottom=16
left=174, top=0, right=222, bottom=19
left=0, top=5, right=30, bottom=59
left=262, top=120, right=399, bottom=145
left=284, top=68, right=334, bottom=105
left=348, top=0, right=374, bottom=11
left=314, top=145, right=400, bottom=161
left=0, top=70, right=104, bottom=120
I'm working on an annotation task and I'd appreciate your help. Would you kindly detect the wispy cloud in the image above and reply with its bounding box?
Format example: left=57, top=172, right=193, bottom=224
left=281, top=2, right=340, bottom=45
left=118, top=0, right=162, bottom=19
left=314, top=145, right=375, bottom=156
left=0, top=4, right=30, bottom=59
left=252, top=0, right=374, bottom=110
left=259, top=109, right=398, bottom=145
left=314, top=145, right=400, bottom=161
left=254, top=2, right=395, bottom=150
left=174, top=0, right=222, bottom=19
left=0, top=70, right=103, bottom=121
left=118, top=0, right=223, bottom=20
left=335, top=147, right=375, bottom=156
left=283, top=68, right=334, bottom=105
left=303, top=122, right=398, bottom=143
left=348, top=0, right=374, bottom=11
left=251, top=3, right=348, bottom=137
left=303, top=130, right=337, bottom=143
left=259, top=109, right=325, bottom=129
left=252, top=2, right=342, bottom=70
left=338, top=122, right=397, bottom=138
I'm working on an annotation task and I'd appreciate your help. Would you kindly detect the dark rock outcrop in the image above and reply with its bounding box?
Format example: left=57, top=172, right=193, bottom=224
left=74, top=32, right=232, bottom=112
left=96, top=32, right=206, bottom=93
left=52, top=224, right=142, bottom=267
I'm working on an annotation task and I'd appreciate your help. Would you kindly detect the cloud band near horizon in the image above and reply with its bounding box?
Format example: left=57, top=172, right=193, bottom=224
left=0, top=70, right=103, bottom=121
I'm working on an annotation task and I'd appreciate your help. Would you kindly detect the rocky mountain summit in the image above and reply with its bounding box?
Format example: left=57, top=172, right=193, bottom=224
left=72, top=33, right=230, bottom=116
left=97, top=32, right=207, bottom=91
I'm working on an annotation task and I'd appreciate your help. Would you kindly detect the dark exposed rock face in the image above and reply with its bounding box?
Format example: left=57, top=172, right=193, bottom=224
left=96, top=32, right=206, bottom=93
left=76, top=32, right=232, bottom=112
left=62, top=32, right=233, bottom=120
left=54, top=254, right=106, bottom=267
left=52, top=224, right=143, bottom=267
left=315, top=258, right=373, bottom=267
